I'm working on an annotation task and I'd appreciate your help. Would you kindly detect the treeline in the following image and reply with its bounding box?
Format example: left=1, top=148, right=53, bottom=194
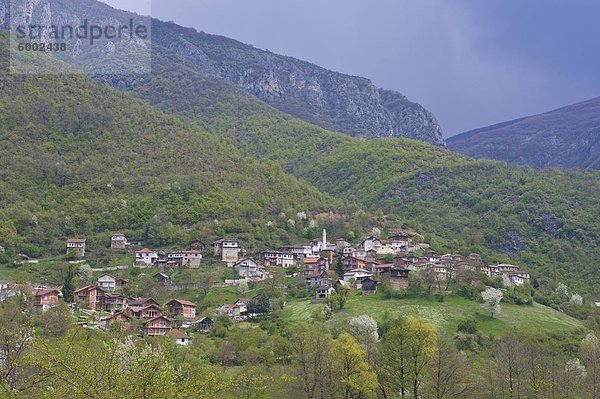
left=1, top=296, right=599, bottom=399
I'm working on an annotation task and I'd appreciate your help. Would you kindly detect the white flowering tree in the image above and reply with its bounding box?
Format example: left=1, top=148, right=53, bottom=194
left=556, top=282, right=569, bottom=298
left=481, top=287, right=503, bottom=318
left=349, top=315, right=379, bottom=343
left=570, top=293, right=584, bottom=306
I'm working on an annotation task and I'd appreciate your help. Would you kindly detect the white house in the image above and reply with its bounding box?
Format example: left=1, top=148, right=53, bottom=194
left=134, top=248, right=158, bottom=267
left=261, top=251, right=295, bottom=267
left=507, top=272, right=531, bottom=286
left=169, top=329, right=191, bottom=346
left=280, top=245, right=313, bottom=258
left=387, top=235, right=410, bottom=251
left=315, top=285, right=335, bottom=300
left=233, top=258, right=268, bottom=279
left=97, top=274, right=116, bottom=291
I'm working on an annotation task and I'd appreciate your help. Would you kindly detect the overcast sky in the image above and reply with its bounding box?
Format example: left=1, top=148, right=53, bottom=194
left=102, top=0, right=600, bottom=136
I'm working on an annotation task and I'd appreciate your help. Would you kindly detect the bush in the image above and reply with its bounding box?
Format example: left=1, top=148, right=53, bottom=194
left=503, top=286, right=533, bottom=305
left=457, top=318, right=479, bottom=335
left=380, top=283, right=406, bottom=299
left=454, top=331, right=484, bottom=352
left=454, top=318, right=484, bottom=352
left=457, top=283, right=483, bottom=301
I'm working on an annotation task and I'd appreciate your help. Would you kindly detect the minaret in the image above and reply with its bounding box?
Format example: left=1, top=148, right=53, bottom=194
left=322, top=228, right=327, bottom=251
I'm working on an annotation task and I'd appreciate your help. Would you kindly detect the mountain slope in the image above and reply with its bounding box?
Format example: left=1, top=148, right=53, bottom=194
left=151, top=20, right=444, bottom=145
left=121, top=49, right=600, bottom=295
left=0, top=38, right=354, bottom=260
left=2, top=1, right=600, bottom=295
left=448, top=98, right=600, bottom=169
left=0, top=0, right=444, bottom=145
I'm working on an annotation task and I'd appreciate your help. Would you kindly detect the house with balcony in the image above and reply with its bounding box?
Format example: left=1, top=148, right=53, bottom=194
left=66, top=238, right=86, bottom=257
left=142, top=315, right=173, bottom=337
left=165, top=299, right=196, bottom=321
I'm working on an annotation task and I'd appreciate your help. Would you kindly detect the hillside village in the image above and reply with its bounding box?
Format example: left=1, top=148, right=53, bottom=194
left=0, top=227, right=534, bottom=345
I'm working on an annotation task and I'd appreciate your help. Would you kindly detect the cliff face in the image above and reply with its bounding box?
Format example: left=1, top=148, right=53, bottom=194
left=152, top=21, right=444, bottom=145
left=1, top=0, right=444, bottom=146
left=448, top=98, right=600, bottom=170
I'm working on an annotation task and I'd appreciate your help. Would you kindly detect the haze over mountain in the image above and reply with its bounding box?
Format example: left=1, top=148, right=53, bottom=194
left=448, top=98, right=600, bottom=170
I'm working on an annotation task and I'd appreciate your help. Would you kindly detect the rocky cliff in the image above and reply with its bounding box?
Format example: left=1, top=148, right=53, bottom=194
left=152, top=21, right=444, bottom=145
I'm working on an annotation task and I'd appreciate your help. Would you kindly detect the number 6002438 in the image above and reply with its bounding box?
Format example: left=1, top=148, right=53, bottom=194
left=17, top=42, right=67, bottom=52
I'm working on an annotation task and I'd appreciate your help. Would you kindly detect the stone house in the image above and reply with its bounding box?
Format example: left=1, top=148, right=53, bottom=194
left=66, top=238, right=86, bottom=257
left=213, top=239, right=241, bottom=265
left=182, top=251, right=202, bottom=268
left=110, top=233, right=128, bottom=249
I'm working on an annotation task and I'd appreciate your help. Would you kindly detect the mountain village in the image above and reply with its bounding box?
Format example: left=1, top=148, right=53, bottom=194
left=0, top=228, right=532, bottom=346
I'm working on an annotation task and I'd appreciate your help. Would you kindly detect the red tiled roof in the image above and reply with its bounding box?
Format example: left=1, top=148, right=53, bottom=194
left=67, top=238, right=86, bottom=243
left=169, top=329, right=189, bottom=339
left=144, top=315, right=173, bottom=324
left=34, top=289, right=60, bottom=297
left=74, top=285, right=95, bottom=294
left=136, top=248, right=154, bottom=253
left=167, top=299, right=196, bottom=307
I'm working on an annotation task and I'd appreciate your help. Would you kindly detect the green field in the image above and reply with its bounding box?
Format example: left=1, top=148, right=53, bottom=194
left=280, top=291, right=586, bottom=338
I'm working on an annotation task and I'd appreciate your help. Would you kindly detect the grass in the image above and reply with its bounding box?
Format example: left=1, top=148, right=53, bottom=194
left=280, top=291, right=586, bottom=338
left=0, top=261, right=67, bottom=285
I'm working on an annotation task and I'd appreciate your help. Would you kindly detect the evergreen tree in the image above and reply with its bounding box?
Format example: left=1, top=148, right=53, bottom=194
left=62, top=265, right=76, bottom=303
left=248, top=293, right=271, bottom=315
left=335, top=256, right=345, bottom=278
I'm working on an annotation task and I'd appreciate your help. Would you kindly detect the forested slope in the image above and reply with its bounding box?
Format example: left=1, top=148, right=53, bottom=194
left=0, top=39, right=354, bottom=260
left=126, top=56, right=600, bottom=294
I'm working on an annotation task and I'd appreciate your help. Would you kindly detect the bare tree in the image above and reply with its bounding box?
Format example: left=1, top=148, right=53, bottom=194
left=427, top=338, right=476, bottom=399
left=579, top=333, right=600, bottom=398
left=494, top=334, right=528, bottom=399
left=292, top=324, right=334, bottom=399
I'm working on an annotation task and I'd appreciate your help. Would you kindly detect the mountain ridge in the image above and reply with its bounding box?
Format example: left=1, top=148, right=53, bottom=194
left=0, top=0, right=444, bottom=145
left=448, top=97, right=600, bottom=170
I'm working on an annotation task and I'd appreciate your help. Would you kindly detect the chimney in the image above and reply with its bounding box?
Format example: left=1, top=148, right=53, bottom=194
left=322, top=228, right=327, bottom=251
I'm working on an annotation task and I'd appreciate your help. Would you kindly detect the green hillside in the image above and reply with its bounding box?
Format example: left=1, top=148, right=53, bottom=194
left=0, top=40, right=359, bottom=261
left=282, top=294, right=585, bottom=338
left=124, top=53, right=600, bottom=295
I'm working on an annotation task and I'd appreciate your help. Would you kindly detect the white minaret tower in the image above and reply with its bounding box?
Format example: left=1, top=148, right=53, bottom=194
left=322, top=228, right=327, bottom=251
